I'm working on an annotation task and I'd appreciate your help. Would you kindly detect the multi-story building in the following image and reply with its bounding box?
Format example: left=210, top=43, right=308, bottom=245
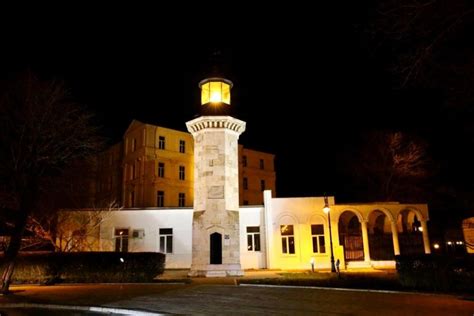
left=96, top=120, right=276, bottom=208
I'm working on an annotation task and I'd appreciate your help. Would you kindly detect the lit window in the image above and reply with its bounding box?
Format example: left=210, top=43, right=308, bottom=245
left=158, top=162, right=165, bottom=178
left=243, top=177, right=248, bottom=190
left=178, top=192, right=185, bottom=207
left=200, top=79, right=231, bottom=105
left=159, top=228, right=173, bottom=253
left=179, top=166, right=185, bottom=180
left=281, top=225, right=295, bottom=254
left=247, top=227, right=261, bottom=251
left=157, top=191, right=165, bottom=207
left=158, top=136, right=165, bottom=150
left=179, top=140, right=185, bottom=153
left=311, top=224, right=326, bottom=254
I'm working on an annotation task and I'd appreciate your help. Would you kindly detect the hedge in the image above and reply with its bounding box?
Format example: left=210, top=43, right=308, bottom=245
left=395, top=254, right=474, bottom=293
left=0, top=252, right=165, bottom=284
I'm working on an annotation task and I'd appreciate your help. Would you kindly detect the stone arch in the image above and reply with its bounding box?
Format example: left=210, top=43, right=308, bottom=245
left=367, top=210, right=395, bottom=260
left=338, top=210, right=364, bottom=261
left=335, top=208, right=364, bottom=224
left=396, top=208, right=425, bottom=255
left=275, top=212, right=299, bottom=225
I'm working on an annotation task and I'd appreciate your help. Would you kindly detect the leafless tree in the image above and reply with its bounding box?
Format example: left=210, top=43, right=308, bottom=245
left=26, top=200, right=120, bottom=252
left=0, top=72, right=102, bottom=294
left=354, top=131, right=431, bottom=202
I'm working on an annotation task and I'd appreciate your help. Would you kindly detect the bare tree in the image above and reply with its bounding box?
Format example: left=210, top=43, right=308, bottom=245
left=26, top=200, right=120, bottom=252
left=0, top=72, right=102, bottom=294
left=354, top=131, right=431, bottom=202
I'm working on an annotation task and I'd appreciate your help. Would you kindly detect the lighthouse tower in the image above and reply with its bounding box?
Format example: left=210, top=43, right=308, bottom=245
left=186, top=76, right=245, bottom=277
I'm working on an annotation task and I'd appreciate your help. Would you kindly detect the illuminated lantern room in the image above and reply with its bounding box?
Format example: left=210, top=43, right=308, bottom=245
left=199, top=77, right=233, bottom=106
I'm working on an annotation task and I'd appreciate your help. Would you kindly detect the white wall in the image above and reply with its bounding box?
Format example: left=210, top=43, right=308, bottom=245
left=100, top=208, right=193, bottom=268
left=239, top=206, right=266, bottom=269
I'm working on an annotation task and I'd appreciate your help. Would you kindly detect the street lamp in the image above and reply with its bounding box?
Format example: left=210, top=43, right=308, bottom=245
left=323, top=196, right=336, bottom=273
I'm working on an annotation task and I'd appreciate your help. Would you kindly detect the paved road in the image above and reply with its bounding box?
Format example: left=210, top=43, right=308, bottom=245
left=1, top=283, right=473, bottom=315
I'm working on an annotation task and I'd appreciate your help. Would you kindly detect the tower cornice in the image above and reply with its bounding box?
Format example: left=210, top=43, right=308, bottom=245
left=186, top=116, right=246, bottom=135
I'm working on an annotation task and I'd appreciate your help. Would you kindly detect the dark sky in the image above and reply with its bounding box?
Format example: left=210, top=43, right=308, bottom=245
left=1, top=5, right=474, bottom=224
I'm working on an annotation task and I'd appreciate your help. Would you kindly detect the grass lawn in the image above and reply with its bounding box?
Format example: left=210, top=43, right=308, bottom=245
left=238, top=271, right=404, bottom=292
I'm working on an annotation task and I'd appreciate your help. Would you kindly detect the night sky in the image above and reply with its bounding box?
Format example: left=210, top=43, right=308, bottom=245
left=2, top=4, right=474, bottom=230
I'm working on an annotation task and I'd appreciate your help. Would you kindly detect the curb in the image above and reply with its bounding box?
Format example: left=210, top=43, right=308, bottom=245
left=238, top=283, right=460, bottom=297
left=0, top=303, right=166, bottom=315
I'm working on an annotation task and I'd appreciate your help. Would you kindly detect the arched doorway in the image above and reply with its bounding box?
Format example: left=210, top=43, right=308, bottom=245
left=368, top=210, right=394, bottom=260
left=210, top=232, right=222, bottom=264
left=397, top=209, right=424, bottom=255
left=338, top=211, right=364, bottom=261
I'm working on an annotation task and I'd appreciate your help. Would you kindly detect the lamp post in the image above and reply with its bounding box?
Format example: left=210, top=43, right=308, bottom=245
left=323, top=196, right=336, bottom=273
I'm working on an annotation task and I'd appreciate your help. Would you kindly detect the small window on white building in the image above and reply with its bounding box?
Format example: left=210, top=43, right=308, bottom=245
left=280, top=225, right=295, bottom=254
left=114, top=228, right=129, bottom=252
left=247, top=226, right=261, bottom=251
left=132, top=229, right=145, bottom=239
left=159, top=228, right=173, bottom=253
left=311, top=224, right=326, bottom=254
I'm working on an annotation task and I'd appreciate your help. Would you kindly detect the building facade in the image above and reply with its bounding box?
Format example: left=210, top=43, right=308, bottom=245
left=95, top=120, right=276, bottom=208
left=75, top=190, right=430, bottom=270
left=66, top=72, right=431, bottom=274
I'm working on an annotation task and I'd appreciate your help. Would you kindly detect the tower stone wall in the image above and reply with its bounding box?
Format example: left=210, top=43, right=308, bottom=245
left=186, top=116, right=246, bottom=276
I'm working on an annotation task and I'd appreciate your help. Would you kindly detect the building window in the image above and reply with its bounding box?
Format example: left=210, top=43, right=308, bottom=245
left=159, top=228, right=173, bottom=253
left=132, top=138, right=136, bottom=152
left=242, top=155, right=247, bottom=167
left=130, top=191, right=135, bottom=207
left=158, top=162, right=165, bottom=178
left=178, top=193, right=185, bottom=207
left=311, top=224, right=326, bottom=254
left=114, top=228, right=129, bottom=252
left=157, top=191, right=165, bottom=207
left=247, top=226, right=261, bottom=251
left=281, top=225, right=295, bottom=254
left=243, top=200, right=249, bottom=205
left=158, top=136, right=165, bottom=150
left=260, top=159, right=264, bottom=170
left=260, top=179, right=265, bottom=191
left=179, top=166, right=185, bottom=180
left=179, top=140, right=185, bottom=153
left=243, top=177, right=248, bottom=190
left=130, top=164, right=135, bottom=180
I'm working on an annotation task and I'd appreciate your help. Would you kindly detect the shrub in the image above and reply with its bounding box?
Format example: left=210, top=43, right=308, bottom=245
left=395, top=254, right=474, bottom=293
left=0, top=252, right=165, bottom=284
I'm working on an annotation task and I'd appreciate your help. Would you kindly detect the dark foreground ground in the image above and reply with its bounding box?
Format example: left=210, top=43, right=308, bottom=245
left=1, top=280, right=473, bottom=315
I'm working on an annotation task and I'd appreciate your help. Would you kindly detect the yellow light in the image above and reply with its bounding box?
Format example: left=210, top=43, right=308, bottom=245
left=323, top=206, right=330, bottom=214
left=199, top=78, right=232, bottom=105
left=433, top=243, right=440, bottom=249
left=418, top=226, right=423, bottom=232
left=210, top=91, right=222, bottom=103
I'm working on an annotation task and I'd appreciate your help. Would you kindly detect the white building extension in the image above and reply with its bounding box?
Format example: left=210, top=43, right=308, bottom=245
left=93, top=190, right=430, bottom=271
